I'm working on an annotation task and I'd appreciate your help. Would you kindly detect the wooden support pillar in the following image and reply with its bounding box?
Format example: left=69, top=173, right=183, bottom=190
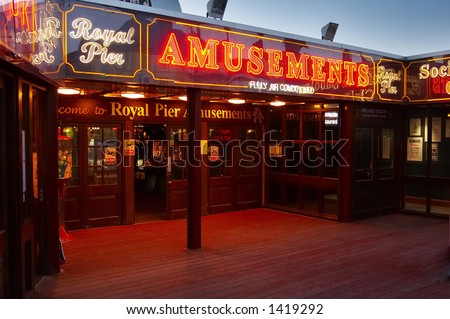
left=186, top=88, right=202, bottom=250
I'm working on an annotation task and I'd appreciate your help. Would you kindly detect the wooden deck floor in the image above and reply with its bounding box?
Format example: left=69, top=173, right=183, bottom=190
left=37, top=209, right=450, bottom=298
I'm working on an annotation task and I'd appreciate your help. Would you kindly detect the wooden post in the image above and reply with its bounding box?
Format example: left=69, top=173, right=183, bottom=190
left=186, top=88, right=202, bottom=249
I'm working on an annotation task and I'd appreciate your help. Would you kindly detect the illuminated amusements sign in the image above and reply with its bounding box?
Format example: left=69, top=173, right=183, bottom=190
left=147, top=19, right=375, bottom=100
left=66, top=4, right=142, bottom=77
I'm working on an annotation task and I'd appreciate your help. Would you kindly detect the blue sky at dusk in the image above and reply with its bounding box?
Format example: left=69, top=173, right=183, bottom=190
left=178, top=0, right=450, bottom=57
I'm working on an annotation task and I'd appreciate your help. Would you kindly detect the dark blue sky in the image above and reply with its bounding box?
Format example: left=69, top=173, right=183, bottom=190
left=179, top=0, right=450, bottom=57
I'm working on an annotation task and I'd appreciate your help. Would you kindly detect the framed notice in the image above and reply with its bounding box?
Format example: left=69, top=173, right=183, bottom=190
left=407, top=137, right=423, bottom=162
left=431, top=143, right=439, bottom=162
left=432, top=117, right=442, bottom=142
left=446, top=119, right=450, bottom=138
left=409, top=118, right=421, bottom=136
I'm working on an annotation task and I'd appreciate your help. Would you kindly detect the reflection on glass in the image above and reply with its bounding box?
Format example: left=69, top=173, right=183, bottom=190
left=403, top=183, right=426, bottom=212
left=430, top=186, right=450, bottom=215
left=169, top=128, right=187, bottom=180
left=355, top=128, right=373, bottom=180
left=266, top=181, right=282, bottom=205
left=302, top=142, right=321, bottom=176
left=87, top=126, right=119, bottom=185
left=285, top=183, right=300, bottom=209
left=324, top=143, right=339, bottom=178
left=61, top=125, right=79, bottom=186
left=302, top=112, right=320, bottom=140
left=323, top=190, right=339, bottom=216
left=285, top=143, right=300, bottom=174
left=286, top=112, right=300, bottom=140
left=377, top=128, right=394, bottom=179
left=301, top=186, right=320, bottom=212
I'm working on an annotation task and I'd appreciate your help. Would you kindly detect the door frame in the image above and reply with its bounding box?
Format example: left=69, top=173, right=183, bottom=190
left=352, top=112, right=402, bottom=217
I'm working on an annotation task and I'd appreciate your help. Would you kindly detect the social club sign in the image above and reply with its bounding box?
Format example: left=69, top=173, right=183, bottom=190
left=406, top=58, right=450, bottom=102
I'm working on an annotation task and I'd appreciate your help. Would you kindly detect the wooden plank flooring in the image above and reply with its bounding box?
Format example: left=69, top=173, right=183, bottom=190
left=37, top=209, right=450, bottom=298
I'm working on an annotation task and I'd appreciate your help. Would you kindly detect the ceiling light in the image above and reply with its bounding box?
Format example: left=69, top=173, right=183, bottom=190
left=227, top=98, right=246, bottom=105
left=178, top=95, right=187, bottom=101
left=270, top=100, right=285, bottom=107
left=121, top=92, right=144, bottom=99
left=58, top=87, right=80, bottom=95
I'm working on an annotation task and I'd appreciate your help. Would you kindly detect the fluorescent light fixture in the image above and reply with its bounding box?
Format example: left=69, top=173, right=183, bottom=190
left=270, top=100, right=286, bottom=107
left=58, top=87, right=80, bottom=95
left=178, top=95, right=187, bottom=101
left=121, top=92, right=144, bottom=99
left=227, top=98, right=246, bottom=104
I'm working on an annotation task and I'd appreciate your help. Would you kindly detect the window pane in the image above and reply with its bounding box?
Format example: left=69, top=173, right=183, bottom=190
left=67, top=168, right=79, bottom=186
left=323, top=190, right=339, bottom=216
left=355, top=128, right=373, bottom=180
left=301, top=142, right=321, bottom=176
left=267, top=111, right=282, bottom=141
left=88, top=127, right=101, bottom=145
left=104, top=167, right=118, bottom=185
left=103, top=126, right=118, bottom=141
left=302, top=112, right=320, bottom=140
left=324, top=143, right=340, bottom=178
left=404, top=182, right=426, bottom=212
left=285, top=143, right=300, bottom=174
left=286, top=112, right=300, bottom=140
left=323, top=110, right=339, bottom=139
left=431, top=186, right=450, bottom=215
left=88, top=167, right=102, bottom=185
left=266, top=181, right=282, bottom=205
left=301, top=186, right=320, bottom=212
left=285, top=183, right=300, bottom=210
left=377, top=128, right=394, bottom=179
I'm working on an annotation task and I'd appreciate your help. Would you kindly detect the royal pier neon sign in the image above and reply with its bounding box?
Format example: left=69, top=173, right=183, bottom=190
left=158, top=32, right=371, bottom=88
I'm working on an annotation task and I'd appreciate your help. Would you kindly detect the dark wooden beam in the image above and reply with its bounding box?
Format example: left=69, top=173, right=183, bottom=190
left=186, top=88, right=202, bottom=249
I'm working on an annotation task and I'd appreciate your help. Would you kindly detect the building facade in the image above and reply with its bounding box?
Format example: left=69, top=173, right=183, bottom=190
left=1, top=0, right=449, bottom=297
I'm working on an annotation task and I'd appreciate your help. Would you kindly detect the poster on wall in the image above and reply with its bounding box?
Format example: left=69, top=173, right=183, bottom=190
left=432, top=117, right=442, bottom=142
left=382, top=136, right=392, bottom=159
left=424, top=117, right=443, bottom=142
left=409, top=118, right=421, bottom=136
left=431, top=143, right=439, bottom=162
left=124, top=139, right=135, bottom=156
left=407, top=137, right=423, bottom=162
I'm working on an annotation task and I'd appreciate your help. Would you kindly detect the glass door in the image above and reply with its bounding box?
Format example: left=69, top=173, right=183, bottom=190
left=61, top=123, right=122, bottom=229
left=353, top=125, right=398, bottom=216
left=208, top=126, right=262, bottom=213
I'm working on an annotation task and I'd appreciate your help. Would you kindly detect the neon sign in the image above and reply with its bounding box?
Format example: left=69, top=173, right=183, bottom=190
left=406, top=58, right=450, bottom=101
left=147, top=19, right=375, bottom=100
left=377, top=66, right=401, bottom=94
left=65, top=4, right=142, bottom=77
left=158, top=32, right=370, bottom=87
left=69, top=17, right=135, bottom=65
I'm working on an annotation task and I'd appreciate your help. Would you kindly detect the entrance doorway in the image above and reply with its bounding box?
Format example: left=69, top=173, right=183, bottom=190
left=207, top=126, right=262, bottom=213
left=133, top=124, right=168, bottom=222
left=60, top=123, right=123, bottom=229
left=353, top=123, right=399, bottom=216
